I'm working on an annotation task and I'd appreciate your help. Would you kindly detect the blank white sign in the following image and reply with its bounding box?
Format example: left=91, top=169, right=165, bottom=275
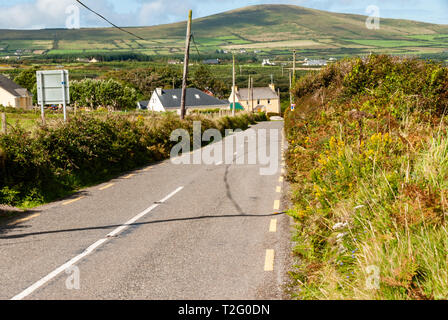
left=37, top=70, right=70, bottom=105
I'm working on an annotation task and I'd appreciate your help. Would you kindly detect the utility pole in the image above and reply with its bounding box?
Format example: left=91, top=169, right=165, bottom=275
left=232, top=52, right=236, bottom=117
left=251, top=76, right=254, bottom=113
left=248, top=75, right=251, bottom=112
left=180, top=10, right=192, bottom=120
left=1, top=112, right=6, bottom=134
left=270, top=74, right=274, bottom=85
left=289, top=70, right=292, bottom=106
left=278, top=88, right=281, bottom=115
left=292, top=49, right=297, bottom=84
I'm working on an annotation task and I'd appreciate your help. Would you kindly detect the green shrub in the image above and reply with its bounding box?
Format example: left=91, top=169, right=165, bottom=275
left=0, top=112, right=264, bottom=207
left=286, top=55, right=448, bottom=300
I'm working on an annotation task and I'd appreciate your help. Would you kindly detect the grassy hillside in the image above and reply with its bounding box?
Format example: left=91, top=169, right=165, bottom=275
left=1, top=5, right=448, bottom=58
left=285, top=55, right=448, bottom=299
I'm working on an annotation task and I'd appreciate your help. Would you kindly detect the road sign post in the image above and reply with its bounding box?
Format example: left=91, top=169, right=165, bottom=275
left=61, top=72, right=67, bottom=122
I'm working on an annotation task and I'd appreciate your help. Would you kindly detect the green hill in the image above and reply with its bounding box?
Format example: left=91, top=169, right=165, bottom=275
left=1, top=4, right=447, bottom=58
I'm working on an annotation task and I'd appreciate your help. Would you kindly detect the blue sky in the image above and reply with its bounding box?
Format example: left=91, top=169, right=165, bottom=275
left=0, top=0, right=447, bottom=29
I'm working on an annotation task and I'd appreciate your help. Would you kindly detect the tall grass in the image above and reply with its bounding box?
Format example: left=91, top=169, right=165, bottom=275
left=285, top=55, right=448, bottom=300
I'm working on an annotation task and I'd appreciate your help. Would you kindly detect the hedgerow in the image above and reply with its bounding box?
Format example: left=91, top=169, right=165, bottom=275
left=285, top=55, right=448, bottom=300
left=0, top=112, right=266, bottom=207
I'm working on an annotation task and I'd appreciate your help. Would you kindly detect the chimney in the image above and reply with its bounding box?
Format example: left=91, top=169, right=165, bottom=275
left=156, top=88, right=163, bottom=95
left=269, top=83, right=275, bottom=91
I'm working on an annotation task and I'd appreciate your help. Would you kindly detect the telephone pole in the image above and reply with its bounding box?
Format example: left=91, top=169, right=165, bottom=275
left=289, top=70, right=292, bottom=106
left=232, top=52, right=236, bottom=117
left=180, top=10, right=192, bottom=120
left=251, top=76, right=254, bottom=113
left=292, top=49, right=296, bottom=84
left=248, top=75, right=251, bottom=112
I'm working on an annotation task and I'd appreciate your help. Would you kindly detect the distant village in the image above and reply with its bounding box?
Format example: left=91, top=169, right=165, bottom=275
left=0, top=46, right=337, bottom=116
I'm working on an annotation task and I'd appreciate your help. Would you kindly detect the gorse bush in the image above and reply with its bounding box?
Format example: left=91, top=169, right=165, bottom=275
left=294, top=55, right=448, bottom=117
left=0, top=112, right=266, bottom=207
left=286, top=55, right=448, bottom=300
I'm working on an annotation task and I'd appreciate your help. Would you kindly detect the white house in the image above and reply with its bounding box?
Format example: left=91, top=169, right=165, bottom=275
left=262, top=59, right=276, bottom=66
left=138, top=88, right=229, bottom=113
left=303, top=59, right=327, bottom=66
left=228, top=83, right=281, bottom=115
left=0, top=74, right=33, bottom=109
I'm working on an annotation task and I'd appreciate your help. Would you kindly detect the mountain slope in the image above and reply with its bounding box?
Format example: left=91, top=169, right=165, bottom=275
left=0, top=4, right=447, bottom=57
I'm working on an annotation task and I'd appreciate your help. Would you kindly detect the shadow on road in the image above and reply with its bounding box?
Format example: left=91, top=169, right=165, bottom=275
left=0, top=212, right=286, bottom=240
left=0, top=190, right=91, bottom=235
left=0, top=207, right=41, bottom=235
left=224, top=165, right=245, bottom=215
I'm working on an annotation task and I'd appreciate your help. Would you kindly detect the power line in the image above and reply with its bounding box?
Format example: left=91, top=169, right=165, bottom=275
left=75, top=0, right=145, bottom=41
left=191, top=33, right=201, bottom=60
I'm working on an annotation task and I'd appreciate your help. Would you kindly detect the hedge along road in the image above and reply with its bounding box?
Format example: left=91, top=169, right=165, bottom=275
left=0, top=121, right=292, bottom=300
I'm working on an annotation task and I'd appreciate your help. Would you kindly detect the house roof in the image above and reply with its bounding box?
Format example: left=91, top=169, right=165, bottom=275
left=137, top=100, right=149, bottom=109
left=155, top=88, right=228, bottom=109
left=236, top=87, right=278, bottom=101
left=230, top=102, right=244, bottom=111
left=0, top=74, right=30, bottom=97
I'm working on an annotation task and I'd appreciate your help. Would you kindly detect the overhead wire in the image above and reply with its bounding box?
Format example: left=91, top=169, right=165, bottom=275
left=75, top=0, right=145, bottom=41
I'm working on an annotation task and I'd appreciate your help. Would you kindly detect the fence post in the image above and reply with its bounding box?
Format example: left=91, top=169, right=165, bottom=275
left=1, top=112, right=6, bottom=134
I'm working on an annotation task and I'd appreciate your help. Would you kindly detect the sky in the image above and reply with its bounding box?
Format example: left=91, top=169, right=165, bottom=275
left=0, top=0, right=447, bottom=29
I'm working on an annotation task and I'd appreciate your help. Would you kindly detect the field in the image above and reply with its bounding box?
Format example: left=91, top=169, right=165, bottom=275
left=1, top=5, right=448, bottom=60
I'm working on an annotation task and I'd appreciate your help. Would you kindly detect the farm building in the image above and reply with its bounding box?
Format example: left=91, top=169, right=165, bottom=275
left=203, top=59, right=220, bottom=65
left=139, top=88, right=228, bottom=113
left=262, top=59, right=276, bottom=66
left=303, top=59, right=327, bottom=66
left=228, top=84, right=280, bottom=115
left=0, top=74, right=33, bottom=109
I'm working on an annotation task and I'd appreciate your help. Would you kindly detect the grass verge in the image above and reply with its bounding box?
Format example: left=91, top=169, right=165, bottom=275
left=285, top=55, right=448, bottom=300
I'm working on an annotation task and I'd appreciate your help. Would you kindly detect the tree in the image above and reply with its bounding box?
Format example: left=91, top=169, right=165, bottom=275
left=14, top=68, right=38, bottom=104
left=192, top=65, right=228, bottom=99
left=70, top=79, right=138, bottom=111
left=103, top=66, right=182, bottom=99
left=14, top=68, right=37, bottom=92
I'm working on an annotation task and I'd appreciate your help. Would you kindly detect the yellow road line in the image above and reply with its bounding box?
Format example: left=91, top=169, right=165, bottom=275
left=99, top=183, right=114, bottom=191
left=9, top=213, right=41, bottom=226
left=276, top=186, right=282, bottom=193
left=142, top=167, right=152, bottom=172
left=281, top=168, right=285, bottom=174
left=279, top=176, right=284, bottom=183
left=124, top=174, right=135, bottom=179
left=264, top=249, right=275, bottom=271
left=269, top=219, right=277, bottom=233
left=63, top=196, right=85, bottom=206
left=274, top=200, right=280, bottom=210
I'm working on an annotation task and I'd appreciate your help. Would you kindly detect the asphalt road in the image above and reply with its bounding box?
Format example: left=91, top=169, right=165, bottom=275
left=0, top=121, right=292, bottom=300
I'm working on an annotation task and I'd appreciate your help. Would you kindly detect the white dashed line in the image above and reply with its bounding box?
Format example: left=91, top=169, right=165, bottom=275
left=11, top=186, right=184, bottom=300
